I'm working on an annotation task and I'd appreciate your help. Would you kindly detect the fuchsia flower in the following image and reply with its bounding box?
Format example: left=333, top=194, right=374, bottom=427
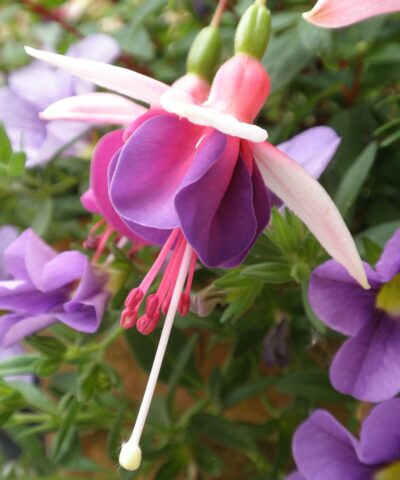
left=25, top=39, right=369, bottom=470
left=303, top=0, right=400, bottom=28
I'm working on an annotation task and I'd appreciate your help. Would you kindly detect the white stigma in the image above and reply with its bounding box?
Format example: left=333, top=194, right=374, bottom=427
left=119, top=442, right=142, bottom=471
left=118, top=243, right=193, bottom=471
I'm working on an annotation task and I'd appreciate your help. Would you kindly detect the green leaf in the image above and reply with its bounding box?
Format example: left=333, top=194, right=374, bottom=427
left=25, top=335, right=66, bottom=357
left=195, top=447, right=224, bottom=476
left=166, top=333, right=199, bottom=407
left=222, top=377, right=275, bottom=409
left=190, top=414, right=257, bottom=452
left=0, top=123, right=12, bottom=163
left=276, top=370, right=345, bottom=402
left=362, top=237, right=383, bottom=265
left=335, top=142, right=377, bottom=216
left=107, top=403, right=128, bottom=463
left=301, top=281, right=327, bottom=334
left=8, top=380, right=58, bottom=413
left=8, top=151, right=25, bottom=177
left=0, top=354, right=39, bottom=377
left=32, top=196, right=53, bottom=235
left=263, top=24, right=313, bottom=92
left=124, top=328, right=201, bottom=388
left=241, top=262, right=292, bottom=283
left=50, top=396, right=80, bottom=463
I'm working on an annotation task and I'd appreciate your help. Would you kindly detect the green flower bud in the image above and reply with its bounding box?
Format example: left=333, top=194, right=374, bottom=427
left=234, top=0, right=271, bottom=59
left=186, top=26, right=222, bottom=81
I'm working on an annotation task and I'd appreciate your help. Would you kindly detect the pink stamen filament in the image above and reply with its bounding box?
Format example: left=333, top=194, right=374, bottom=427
left=93, top=225, right=114, bottom=263
left=120, top=229, right=195, bottom=333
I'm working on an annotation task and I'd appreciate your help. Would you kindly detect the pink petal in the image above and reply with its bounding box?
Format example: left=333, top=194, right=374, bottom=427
left=252, top=142, right=369, bottom=289
left=25, top=47, right=169, bottom=106
left=40, top=93, right=146, bottom=124
left=303, top=0, right=400, bottom=28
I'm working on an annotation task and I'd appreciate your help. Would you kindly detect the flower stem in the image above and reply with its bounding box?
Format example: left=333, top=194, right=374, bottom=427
left=211, top=0, right=229, bottom=27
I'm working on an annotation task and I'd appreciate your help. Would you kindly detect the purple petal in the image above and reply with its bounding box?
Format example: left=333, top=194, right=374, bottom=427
left=358, top=399, right=400, bottom=465
left=66, top=34, right=120, bottom=95
left=0, top=313, right=57, bottom=348
left=59, top=260, right=108, bottom=333
left=330, top=313, right=400, bottom=402
left=309, top=260, right=380, bottom=336
left=0, top=87, right=45, bottom=156
left=277, top=127, right=341, bottom=179
left=286, top=472, right=305, bottom=480
left=69, top=261, right=107, bottom=302
left=81, top=189, right=99, bottom=214
left=8, top=62, right=73, bottom=112
left=29, top=120, right=89, bottom=167
left=60, top=292, right=109, bottom=334
left=0, top=280, right=66, bottom=315
left=176, top=131, right=263, bottom=267
left=90, top=129, right=145, bottom=241
left=110, top=113, right=202, bottom=230
left=4, top=229, right=56, bottom=287
left=375, top=228, right=400, bottom=282
left=292, top=410, right=374, bottom=480
left=41, top=251, right=87, bottom=291
left=0, top=226, right=18, bottom=279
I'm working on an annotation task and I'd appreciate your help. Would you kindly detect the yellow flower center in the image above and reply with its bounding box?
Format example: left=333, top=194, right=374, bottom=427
left=376, top=274, right=400, bottom=316
left=375, top=462, right=400, bottom=480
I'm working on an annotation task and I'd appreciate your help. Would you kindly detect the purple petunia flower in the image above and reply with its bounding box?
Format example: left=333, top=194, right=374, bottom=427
left=0, top=34, right=119, bottom=168
left=309, top=228, right=400, bottom=402
left=0, top=229, right=109, bottom=348
left=289, top=399, right=400, bottom=480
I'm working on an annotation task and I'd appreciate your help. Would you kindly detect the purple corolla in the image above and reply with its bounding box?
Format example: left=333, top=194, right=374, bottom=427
left=0, top=34, right=119, bottom=167
left=0, top=229, right=109, bottom=348
left=289, top=399, right=400, bottom=480
left=309, top=228, right=400, bottom=402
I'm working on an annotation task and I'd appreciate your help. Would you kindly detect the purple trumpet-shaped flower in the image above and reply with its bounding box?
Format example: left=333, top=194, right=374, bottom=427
left=0, top=226, right=33, bottom=382
left=0, top=229, right=109, bottom=348
left=0, top=34, right=119, bottom=167
left=289, top=399, right=400, bottom=480
left=309, top=228, right=400, bottom=402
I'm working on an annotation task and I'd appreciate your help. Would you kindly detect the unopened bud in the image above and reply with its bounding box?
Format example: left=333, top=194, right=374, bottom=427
left=187, top=26, right=222, bottom=81
left=234, top=0, right=271, bottom=59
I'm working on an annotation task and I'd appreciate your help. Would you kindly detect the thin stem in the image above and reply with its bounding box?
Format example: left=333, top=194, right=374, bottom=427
left=211, top=0, right=229, bottom=28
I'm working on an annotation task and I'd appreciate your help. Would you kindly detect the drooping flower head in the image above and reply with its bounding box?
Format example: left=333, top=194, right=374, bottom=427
left=303, top=0, right=400, bottom=28
left=289, top=399, right=400, bottom=480
left=24, top=0, right=368, bottom=470
left=0, top=229, right=109, bottom=348
left=0, top=34, right=120, bottom=167
left=309, top=228, right=400, bottom=402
